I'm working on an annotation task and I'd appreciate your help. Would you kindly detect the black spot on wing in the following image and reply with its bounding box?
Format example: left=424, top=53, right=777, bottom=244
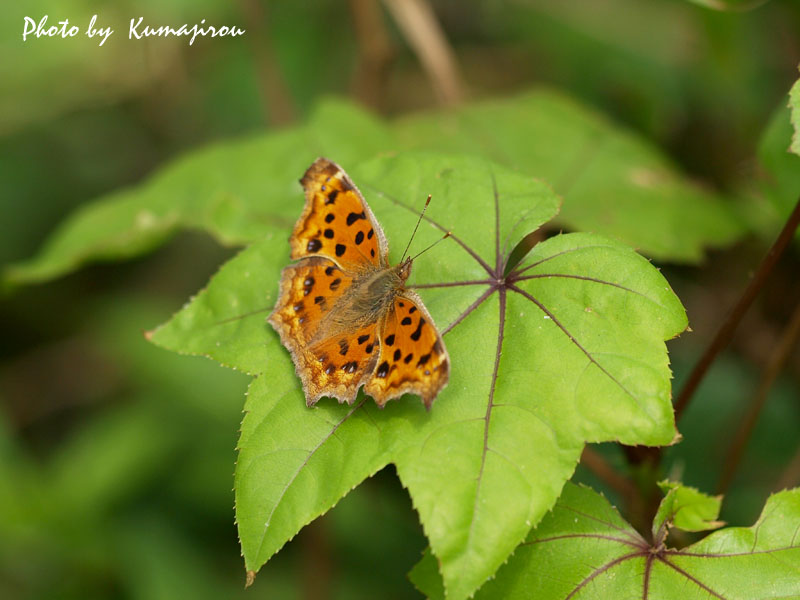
left=355, top=231, right=364, bottom=245
left=393, top=349, right=401, bottom=361
left=338, top=339, right=349, bottom=356
left=323, top=228, right=334, bottom=239
left=343, top=361, right=358, bottom=374
left=330, top=278, right=342, bottom=291
left=385, top=334, right=395, bottom=346
left=335, top=244, right=346, bottom=257
left=358, top=334, right=370, bottom=344
left=346, top=211, right=366, bottom=226
left=307, top=239, right=322, bottom=252
left=401, top=317, right=412, bottom=326
left=411, top=318, right=426, bottom=341
left=325, top=213, right=335, bottom=223
left=376, top=361, right=390, bottom=378
left=326, top=190, right=338, bottom=204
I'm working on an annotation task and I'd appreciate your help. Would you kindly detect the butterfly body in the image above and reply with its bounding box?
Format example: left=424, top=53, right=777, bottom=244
left=269, top=158, right=448, bottom=409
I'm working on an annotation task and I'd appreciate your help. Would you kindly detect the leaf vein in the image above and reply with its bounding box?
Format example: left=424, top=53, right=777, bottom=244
left=509, top=284, right=653, bottom=423
left=254, top=399, right=365, bottom=560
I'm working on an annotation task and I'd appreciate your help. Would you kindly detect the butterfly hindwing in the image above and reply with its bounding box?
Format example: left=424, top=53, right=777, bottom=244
left=303, top=324, right=380, bottom=405
left=291, top=158, right=387, bottom=270
left=365, top=292, right=449, bottom=409
left=269, top=257, right=354, bottom=344
left=270, top=256, right=386, bottom=405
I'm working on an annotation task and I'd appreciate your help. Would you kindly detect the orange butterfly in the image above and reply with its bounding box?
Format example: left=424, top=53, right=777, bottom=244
left=269, top=158, right=449, bottom=409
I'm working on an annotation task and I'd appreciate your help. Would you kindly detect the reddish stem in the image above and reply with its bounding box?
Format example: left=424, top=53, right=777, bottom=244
left=674, top=195, right=800, bottom=421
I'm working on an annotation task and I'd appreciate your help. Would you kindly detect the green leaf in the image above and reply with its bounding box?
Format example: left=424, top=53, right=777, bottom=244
left=757, top=99, right=800, bottom=221
left=394, top=89, right=743, bottom=262
left=790, top=73, right=800, bottom=157
left=236, top=365, right=393, bottom=575
left=653, top=481, right=724, bottom=537
left=3, top=99, right=393, bottom=288
left=409, top=548, right=445, bottom=600
left=8, top=89, right=745, bottom=288
left=412, top=483, right=800, bottom=600
left=150, top=152, right=687, bottom=599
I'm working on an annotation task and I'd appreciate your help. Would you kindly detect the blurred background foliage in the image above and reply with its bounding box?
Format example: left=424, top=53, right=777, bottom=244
left=2, top=0, right=799, bottom=598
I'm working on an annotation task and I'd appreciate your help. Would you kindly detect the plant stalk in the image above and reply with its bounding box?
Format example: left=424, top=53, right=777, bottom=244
left=674, top=195, right=800, bottom=422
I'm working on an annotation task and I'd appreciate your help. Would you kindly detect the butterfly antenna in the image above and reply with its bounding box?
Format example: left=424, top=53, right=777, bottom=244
left=410, top=231, right=451, bottom=262
left=401, top=194, right=432, bottom=262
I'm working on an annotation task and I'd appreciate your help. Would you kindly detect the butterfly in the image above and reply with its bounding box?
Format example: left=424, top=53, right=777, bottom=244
left=268, top=158, right=449, bottom=409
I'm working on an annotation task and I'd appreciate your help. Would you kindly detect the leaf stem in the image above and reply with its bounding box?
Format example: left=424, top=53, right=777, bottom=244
left=381, top=0, right=465, bottom=105
left=674, top=195, right=800, bottom=422
left=716, top=298, right=800, bottom=495
left=349, top=0, right=395, bottom=109
left=235, top=0, right=297, bottom=125
left=579, top=447, right=638, bottom=502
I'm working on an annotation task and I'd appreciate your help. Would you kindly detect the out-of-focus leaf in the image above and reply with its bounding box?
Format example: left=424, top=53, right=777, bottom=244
left=653, top=480, right=724, bottom=537
left=7, top=87, right=747, bottom=288
left=411, top=483, right=800, bottom=599
left=47, top=403, right=177, bottom=519
left=685, top=0, right=773, bottom=11
left=151, top=152, right=686, bottom=599
left=394, top=89, right=743, bottom=262
left=3, top=99, right=393, bottom=288
left=790, top=74, right=800, bottom=156
left=2, top=1, right=242, bottom=135
left=757, top=101, right=800, bottom=218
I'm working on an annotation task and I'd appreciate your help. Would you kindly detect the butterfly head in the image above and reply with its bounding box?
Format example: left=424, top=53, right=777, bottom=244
left=396, top=256, right=414, bottom=283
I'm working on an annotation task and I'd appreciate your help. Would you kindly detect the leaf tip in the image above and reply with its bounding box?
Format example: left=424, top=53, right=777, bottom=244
left=245, top=570, right=257, bottom=588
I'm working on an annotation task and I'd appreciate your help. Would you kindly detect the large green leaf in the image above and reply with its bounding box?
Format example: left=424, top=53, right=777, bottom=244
left=3, top=99, right=392, bottom=287
left=411, top=483, right=800, bottom=599
left=6, top=91, right=744, bottom=287
left=150, top=152, right=686, bottom=599
left=394, top=89, right=743, bottom=262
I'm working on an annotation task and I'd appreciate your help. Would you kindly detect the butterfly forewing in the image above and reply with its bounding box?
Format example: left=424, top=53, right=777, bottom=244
left=291, top=158, right=387, bottom=270
left=365, top=292, right=449, bottom=409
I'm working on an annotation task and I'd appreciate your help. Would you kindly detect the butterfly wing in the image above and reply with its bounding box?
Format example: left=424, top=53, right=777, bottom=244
left=291, top=158, right=389, bottom=269
left=364, top=291, right=449, bottom=409
left=269, top=257, right=381, bottom=405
